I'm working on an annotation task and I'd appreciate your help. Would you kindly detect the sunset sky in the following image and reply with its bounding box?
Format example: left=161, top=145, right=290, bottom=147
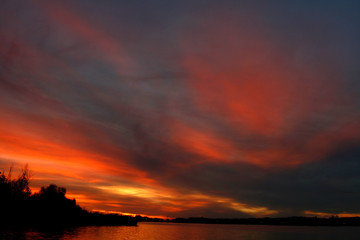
left=1, top=0, right=360, bottom=219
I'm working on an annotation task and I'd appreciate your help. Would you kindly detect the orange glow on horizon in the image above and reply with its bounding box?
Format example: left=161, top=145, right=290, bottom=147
left=96, top=184, right=278, bottom=217
left=92, top=209, right=171, bottom=220
left=305, top=211, right=360, bottom=218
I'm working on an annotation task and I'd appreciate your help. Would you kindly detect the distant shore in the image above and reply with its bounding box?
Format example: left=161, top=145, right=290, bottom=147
left=137, top=216, right=360, bottom=227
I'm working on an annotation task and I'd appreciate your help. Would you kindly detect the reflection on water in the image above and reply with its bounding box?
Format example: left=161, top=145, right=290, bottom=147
left=2, top=222, right=360, bottom=240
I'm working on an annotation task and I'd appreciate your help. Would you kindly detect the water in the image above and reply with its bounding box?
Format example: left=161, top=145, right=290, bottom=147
left=2, top=222, right=360, bottom=240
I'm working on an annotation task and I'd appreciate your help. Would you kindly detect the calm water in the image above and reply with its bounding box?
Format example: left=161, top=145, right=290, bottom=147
left=2, top=222, right=360, bottom=240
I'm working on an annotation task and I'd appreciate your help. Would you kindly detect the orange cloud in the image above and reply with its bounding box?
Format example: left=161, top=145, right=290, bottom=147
left=180, top=9, right=359, bottom=168
left=0, top=112, right=156, bottom=187
left=170, top=121, right=238, bottom=164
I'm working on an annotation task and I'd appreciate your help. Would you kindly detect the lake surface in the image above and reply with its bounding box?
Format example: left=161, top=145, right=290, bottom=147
left=2, top=222, right=360, bottom=240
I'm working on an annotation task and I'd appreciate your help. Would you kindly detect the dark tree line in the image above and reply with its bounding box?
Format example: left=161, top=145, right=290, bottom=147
left=0, top=166, right=136, bottom=228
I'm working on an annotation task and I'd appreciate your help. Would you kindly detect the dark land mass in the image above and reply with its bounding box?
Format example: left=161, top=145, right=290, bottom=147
left=137, top=216, right=360, bottom=227
left=169, top=216, right=360, bottom=226
left=0, top=167, right=137, bottom=228
left=3, top=167, right=360, bottom=228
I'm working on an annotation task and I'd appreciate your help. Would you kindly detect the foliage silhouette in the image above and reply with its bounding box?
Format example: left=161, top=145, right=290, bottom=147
left=0, top=167, right=136, bottom=228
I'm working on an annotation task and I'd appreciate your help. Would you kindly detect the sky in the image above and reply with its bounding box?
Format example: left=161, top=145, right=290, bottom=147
left=0, top=0, right=360, bottom=219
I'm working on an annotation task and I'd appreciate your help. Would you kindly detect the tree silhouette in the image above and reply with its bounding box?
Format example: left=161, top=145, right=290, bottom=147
left=0, top=166, right=137, bottom=228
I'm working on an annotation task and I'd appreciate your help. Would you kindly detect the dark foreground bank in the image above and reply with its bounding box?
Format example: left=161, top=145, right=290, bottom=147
left=0, top=168, right=137, bottom=228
